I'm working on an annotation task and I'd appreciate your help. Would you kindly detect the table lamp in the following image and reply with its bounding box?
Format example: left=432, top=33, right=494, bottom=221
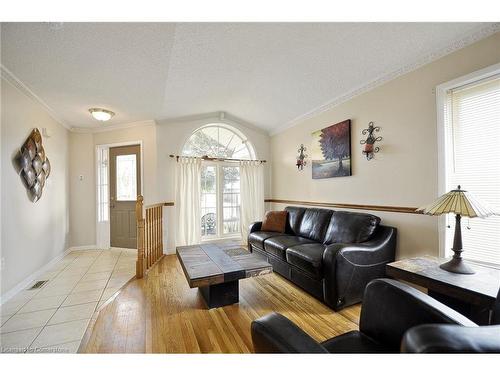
left=416, top=185, right=498, bottom=275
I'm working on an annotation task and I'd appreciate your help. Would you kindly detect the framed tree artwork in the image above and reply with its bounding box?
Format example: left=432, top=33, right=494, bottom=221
left=311, top=119, right=351, bottom=179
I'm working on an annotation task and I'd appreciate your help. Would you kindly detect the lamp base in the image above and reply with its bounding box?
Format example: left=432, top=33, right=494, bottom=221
left=439, top=257, right=475, bottom=275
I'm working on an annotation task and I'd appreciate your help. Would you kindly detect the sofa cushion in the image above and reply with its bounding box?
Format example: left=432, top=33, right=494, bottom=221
left=249, top=231, right=282, bottom=250
left=286, top=243, right=326, bottom=278
left=284, top=207, right=306, bottom=235
left=297, top=208, right=333, bottom=242
left=323, top=211, right=381, bottom=245
left=264, top=235, right=315, bottom=260
left=261, top=211, right=288, bottom=233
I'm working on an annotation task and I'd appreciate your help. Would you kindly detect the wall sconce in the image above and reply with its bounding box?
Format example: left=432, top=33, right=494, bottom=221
left=296, top=144, right=308, bottom=171
left=360, top=122, right=382, bottom=160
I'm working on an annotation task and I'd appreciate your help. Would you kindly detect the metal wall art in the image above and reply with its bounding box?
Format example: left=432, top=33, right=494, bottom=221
left=14, top=128, right=51, bottom=202
left=360, top=122, right=382, bottom=160
left=296, top=144, right=308, bottom=171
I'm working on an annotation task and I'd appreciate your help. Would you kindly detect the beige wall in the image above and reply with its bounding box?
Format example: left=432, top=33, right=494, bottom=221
left=1, top=78, right=70, bottom=295
left=270, top=32, right=500, bottom=259
left=69, top=132, right=95, bottom=247
left=66, top=32, right=500, bottom=260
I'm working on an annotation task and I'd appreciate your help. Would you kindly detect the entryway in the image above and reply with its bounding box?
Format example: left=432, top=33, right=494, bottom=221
left=96, top=141, right=143, bottom=250
left=109, top=145, right=141, bottom=249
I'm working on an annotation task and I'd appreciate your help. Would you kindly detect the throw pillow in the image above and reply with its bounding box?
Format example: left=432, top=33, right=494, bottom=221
left=261, top=210, right=287, bottom=233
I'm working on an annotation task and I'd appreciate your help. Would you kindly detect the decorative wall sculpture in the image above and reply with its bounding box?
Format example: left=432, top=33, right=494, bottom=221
left=311, top=119, right=352, bottom=179
left=15, top=128, right=51, bottom=202
left=360, top=121, right=382, bottom=160
left=296, top=144, right=308, bottom=171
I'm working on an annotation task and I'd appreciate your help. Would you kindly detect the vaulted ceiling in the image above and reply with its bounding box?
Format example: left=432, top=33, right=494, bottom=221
left=1, top=22, right=497, bottom=133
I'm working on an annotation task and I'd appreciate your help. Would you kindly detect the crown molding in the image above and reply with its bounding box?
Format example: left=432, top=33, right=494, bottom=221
left=71, top=119, right=156, bottom=133
left=1, top=64, right=71, bottom=130
left=270, top=23, right=500, bottom=136
left=1, top=63, right=156, bottom=134
left=4, top=24, right=498, bottom=138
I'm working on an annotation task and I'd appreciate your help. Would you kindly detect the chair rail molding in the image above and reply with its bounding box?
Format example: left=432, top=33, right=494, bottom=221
left=265, top=198, right=420, bottom=214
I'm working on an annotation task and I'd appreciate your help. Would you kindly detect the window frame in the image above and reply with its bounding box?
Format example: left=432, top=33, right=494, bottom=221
left=436, top=62, right=500, bottom=268
left=200, top=162, right=218, bottom=239
left=220, top=163, right=242, bottom=237
left=181, top=123, right=256, bottom=242
left=181, top=123, right=256, bottom=160
left=200, top=161, right=242, bottom=242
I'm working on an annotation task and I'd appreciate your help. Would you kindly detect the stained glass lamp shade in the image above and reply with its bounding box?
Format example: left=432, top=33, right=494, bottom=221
left=416, top=185, right=499, bottom=274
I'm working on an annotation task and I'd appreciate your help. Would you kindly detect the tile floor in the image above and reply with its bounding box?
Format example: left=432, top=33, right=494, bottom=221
left=0, top=248, right=136, bottom=353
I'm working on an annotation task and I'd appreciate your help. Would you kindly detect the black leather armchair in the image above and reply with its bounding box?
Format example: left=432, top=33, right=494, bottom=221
left=402, top=325, right=500, bottom=353
left=251, top=278, right=497, bottom=353
left=402, top=286, right=500, bottom=353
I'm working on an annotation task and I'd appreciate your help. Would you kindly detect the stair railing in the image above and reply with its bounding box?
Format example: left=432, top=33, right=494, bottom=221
left=136, top=195, right=173, bottom=278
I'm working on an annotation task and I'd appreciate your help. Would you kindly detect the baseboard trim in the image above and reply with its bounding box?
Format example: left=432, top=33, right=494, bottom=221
left=1, top=248, right=72, bottom=305
left=165, top=247, right=175, bottom=255
left=1, top=244, right=101, bottom=304
left=68, top=245, right=99, bottom=251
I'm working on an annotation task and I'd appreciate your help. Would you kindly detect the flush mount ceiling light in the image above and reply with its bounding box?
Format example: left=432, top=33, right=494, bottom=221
left=89, top=108, right=115, bottom=122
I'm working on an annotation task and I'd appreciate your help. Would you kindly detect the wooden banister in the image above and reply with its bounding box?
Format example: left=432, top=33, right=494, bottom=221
left=136, top=196, right=145, bottom=278
left=144, top=201, right=174, bottom=208
left=136, top=195, right=168, bottom=278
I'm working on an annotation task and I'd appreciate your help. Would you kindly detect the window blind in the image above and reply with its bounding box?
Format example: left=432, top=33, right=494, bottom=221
left=444, top=75, right=500, bottom=266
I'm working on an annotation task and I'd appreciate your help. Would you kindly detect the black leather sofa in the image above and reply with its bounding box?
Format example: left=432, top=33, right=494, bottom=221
left=251, top=278, right=500, bottom=353
left=248, top=206, right=397, bottom=310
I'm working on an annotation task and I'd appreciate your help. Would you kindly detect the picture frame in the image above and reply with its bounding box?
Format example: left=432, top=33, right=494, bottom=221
left=311, top=119, right=352, bottom=179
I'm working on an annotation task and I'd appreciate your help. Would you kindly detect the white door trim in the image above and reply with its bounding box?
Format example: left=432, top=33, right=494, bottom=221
left=95, top=140, right=144, bottom=249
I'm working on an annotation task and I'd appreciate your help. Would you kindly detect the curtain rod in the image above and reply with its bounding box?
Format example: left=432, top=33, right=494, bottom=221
left=169, top=154, right=266, bottom=163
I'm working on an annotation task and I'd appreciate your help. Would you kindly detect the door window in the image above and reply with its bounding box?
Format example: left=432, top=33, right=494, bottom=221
left=116, top=154, right=137, bottom=201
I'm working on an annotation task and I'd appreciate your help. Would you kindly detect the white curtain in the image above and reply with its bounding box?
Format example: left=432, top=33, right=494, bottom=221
left=175, top=157, right=202, bottom=246
left=240, top=160, right=265, bottom=242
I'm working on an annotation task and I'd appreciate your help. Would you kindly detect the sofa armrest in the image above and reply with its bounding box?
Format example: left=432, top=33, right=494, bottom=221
left=249, top=221, right=262, bottom=234
left=251, top=312, right=328, bottom=353
left=360, top=279, right=477, bottom=350
left=333, top=225, right=397, bottom=265
left=401, top=324, right=500, bottom=353
left=322, top=226, right=397, bottom=309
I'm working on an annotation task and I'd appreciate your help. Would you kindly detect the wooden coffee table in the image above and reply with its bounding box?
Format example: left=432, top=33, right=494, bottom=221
left=176, top=243, right=272, bottom=308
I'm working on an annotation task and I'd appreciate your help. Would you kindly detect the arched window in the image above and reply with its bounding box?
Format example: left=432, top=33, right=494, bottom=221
left=181, top=124, right=255, bottom=239
left=181, top=124, right=255, bottom=159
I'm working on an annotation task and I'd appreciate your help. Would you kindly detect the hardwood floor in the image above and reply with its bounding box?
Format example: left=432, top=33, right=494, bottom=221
left=79, top=254, right=361, bottom=353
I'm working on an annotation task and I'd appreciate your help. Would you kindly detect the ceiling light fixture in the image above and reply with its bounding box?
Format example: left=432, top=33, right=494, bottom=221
left=89, top=108, right=115, bottom=122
